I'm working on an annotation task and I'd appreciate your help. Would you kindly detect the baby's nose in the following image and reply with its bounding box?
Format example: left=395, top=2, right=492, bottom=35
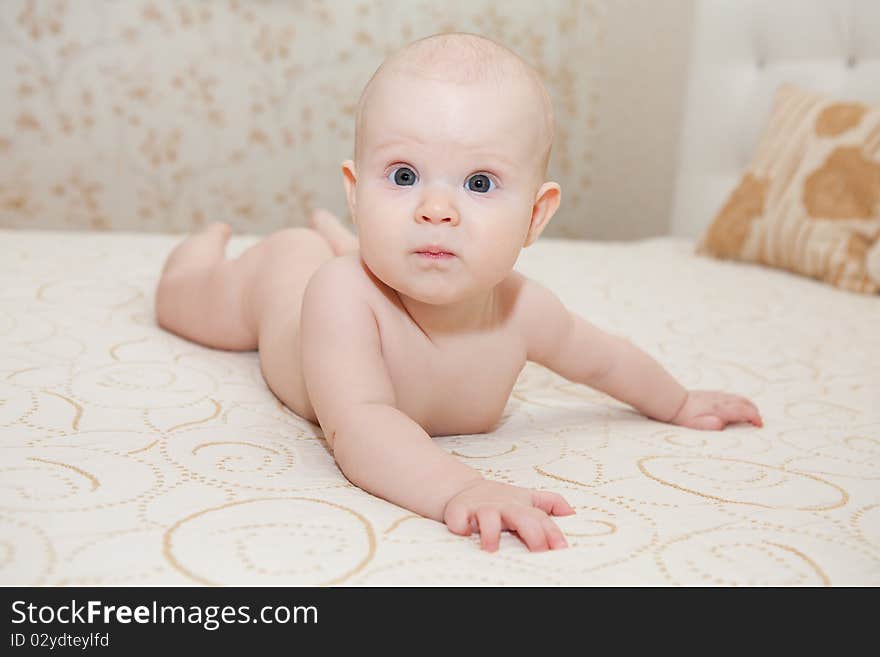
left=417, top=194, right=459, bottom=225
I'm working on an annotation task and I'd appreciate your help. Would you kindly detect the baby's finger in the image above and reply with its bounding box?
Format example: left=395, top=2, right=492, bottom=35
left=735, top=395, right=758, bottom=410
left=744, top=404, right=764, bottom=426
left=689, top=415, right=724, bottom=431
left=531, top=490, right=576, bottom=516
left=476, top=508, right=502, bottom=552
left=744, top=401, right=764, bottom=426
left=502, top=508, right=549, bottom=552
left=443, top=503, right=472, bottom=536
left=733, top=396, right=761, bottom=422
left=720, top=402, right=761, bottom=427
left=542, top=518, right=569, bottom=550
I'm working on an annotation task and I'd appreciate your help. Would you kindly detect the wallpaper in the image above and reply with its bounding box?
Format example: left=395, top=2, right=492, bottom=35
left=0, top=0, right=607, bottom=237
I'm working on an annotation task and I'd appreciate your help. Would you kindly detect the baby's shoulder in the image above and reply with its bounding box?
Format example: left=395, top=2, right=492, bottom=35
left=307, top=253, right=389, bottom=307
left=310, top=253, right=367, bottom=289
left=500, top=270, right=572, bottom=341
left=313, top=252, right=358, bottom=276
left=501, top=270, right=566, bottom=309
left=498, top=269, right=537, bottom=318
left=304, top=254, right=362, bottom=305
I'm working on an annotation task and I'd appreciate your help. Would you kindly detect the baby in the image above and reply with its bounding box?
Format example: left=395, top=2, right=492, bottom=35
left=155, top=33, right=763, bottom=553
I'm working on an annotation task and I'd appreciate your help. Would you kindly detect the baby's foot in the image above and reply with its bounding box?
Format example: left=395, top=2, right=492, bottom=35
left=204, top=221, right=232, bottom=241
left=308, top=208, right=359, bottom=256
left=161, top=221, right=232, bottom=278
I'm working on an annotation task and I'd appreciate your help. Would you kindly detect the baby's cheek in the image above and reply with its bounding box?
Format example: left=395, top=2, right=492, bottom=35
left=476, top=232, right=522, bottom=283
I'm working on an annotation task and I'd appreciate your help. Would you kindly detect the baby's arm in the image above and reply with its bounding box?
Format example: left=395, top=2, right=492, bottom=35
left=516, top=274, right=762, bottom=430
left=332, top=404, right=483, bottom=522
left=300, top=262, right=572, bottom=551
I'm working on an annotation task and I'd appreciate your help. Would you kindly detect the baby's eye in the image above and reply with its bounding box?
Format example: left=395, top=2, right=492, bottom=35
left=465, top=173, right=494, bottom=193
left=388, top=166, right=418, bottom=186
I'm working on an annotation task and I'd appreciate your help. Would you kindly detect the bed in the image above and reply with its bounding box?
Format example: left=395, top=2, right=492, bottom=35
left=2, top=228, right=878, bottom=585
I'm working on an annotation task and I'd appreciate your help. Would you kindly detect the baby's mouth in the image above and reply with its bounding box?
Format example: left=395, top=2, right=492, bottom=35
left=414, top=244, right=456, bottom=257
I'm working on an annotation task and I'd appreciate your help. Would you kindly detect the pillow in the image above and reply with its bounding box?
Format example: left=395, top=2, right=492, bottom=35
left=697, top=83, right=880, bottom=294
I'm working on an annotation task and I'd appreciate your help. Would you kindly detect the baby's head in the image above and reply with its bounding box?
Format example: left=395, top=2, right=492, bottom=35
left=342, top=33, right=561, bottom=307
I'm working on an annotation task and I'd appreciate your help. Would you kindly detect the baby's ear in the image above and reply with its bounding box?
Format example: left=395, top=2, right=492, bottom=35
left=524, top=182, right=561, bottom=247
left=341, top=160, right=358, bottom=224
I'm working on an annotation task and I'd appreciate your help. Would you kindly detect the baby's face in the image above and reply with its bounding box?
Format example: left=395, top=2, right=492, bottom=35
left=344, top=71, right=556, bottom=307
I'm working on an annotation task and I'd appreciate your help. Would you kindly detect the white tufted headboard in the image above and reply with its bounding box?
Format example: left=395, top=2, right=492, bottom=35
left=670, top=0, right=880, bottom=238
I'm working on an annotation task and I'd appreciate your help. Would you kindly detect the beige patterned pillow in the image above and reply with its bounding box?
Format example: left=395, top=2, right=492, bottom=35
left=697, top=84, right=880, bottom=294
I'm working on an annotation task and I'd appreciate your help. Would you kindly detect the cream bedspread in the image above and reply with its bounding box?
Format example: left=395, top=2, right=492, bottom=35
left=2, top=229, right=878, bottom=586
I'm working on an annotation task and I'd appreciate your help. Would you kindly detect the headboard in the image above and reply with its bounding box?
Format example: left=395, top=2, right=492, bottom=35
left=670, top=0, right=880, bottom=238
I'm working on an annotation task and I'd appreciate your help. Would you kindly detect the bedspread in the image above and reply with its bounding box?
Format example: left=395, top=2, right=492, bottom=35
left=1, top=229, right=878, bottom=585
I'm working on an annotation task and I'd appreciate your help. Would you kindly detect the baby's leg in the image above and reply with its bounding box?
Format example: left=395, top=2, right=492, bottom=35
left=155, top=223, right=333, bottom=354
left=308, top=208, right=359, bottom=256
left=155, top=223, right=259, bottom=350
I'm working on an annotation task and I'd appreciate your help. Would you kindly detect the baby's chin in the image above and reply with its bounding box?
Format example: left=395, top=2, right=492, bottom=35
left=380, top=268, right=484, bottom=306
left=386, top=275, right=472, bottom=305
left=401, top=287, right=477, bottom=306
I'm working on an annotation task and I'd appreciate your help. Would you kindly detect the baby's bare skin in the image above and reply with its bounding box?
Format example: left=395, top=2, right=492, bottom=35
left=322, top=252, right=525, bottom=437
left=156, top=33, right=763, bottom=554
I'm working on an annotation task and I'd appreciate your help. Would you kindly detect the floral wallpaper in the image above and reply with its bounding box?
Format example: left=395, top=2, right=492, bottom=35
left=0, top=0, right=605, bottom=237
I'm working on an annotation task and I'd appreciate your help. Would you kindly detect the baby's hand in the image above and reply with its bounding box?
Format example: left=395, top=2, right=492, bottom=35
left=442, top=480, right=575, bottom=552
left=670, top=390, right=763, bottom=430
